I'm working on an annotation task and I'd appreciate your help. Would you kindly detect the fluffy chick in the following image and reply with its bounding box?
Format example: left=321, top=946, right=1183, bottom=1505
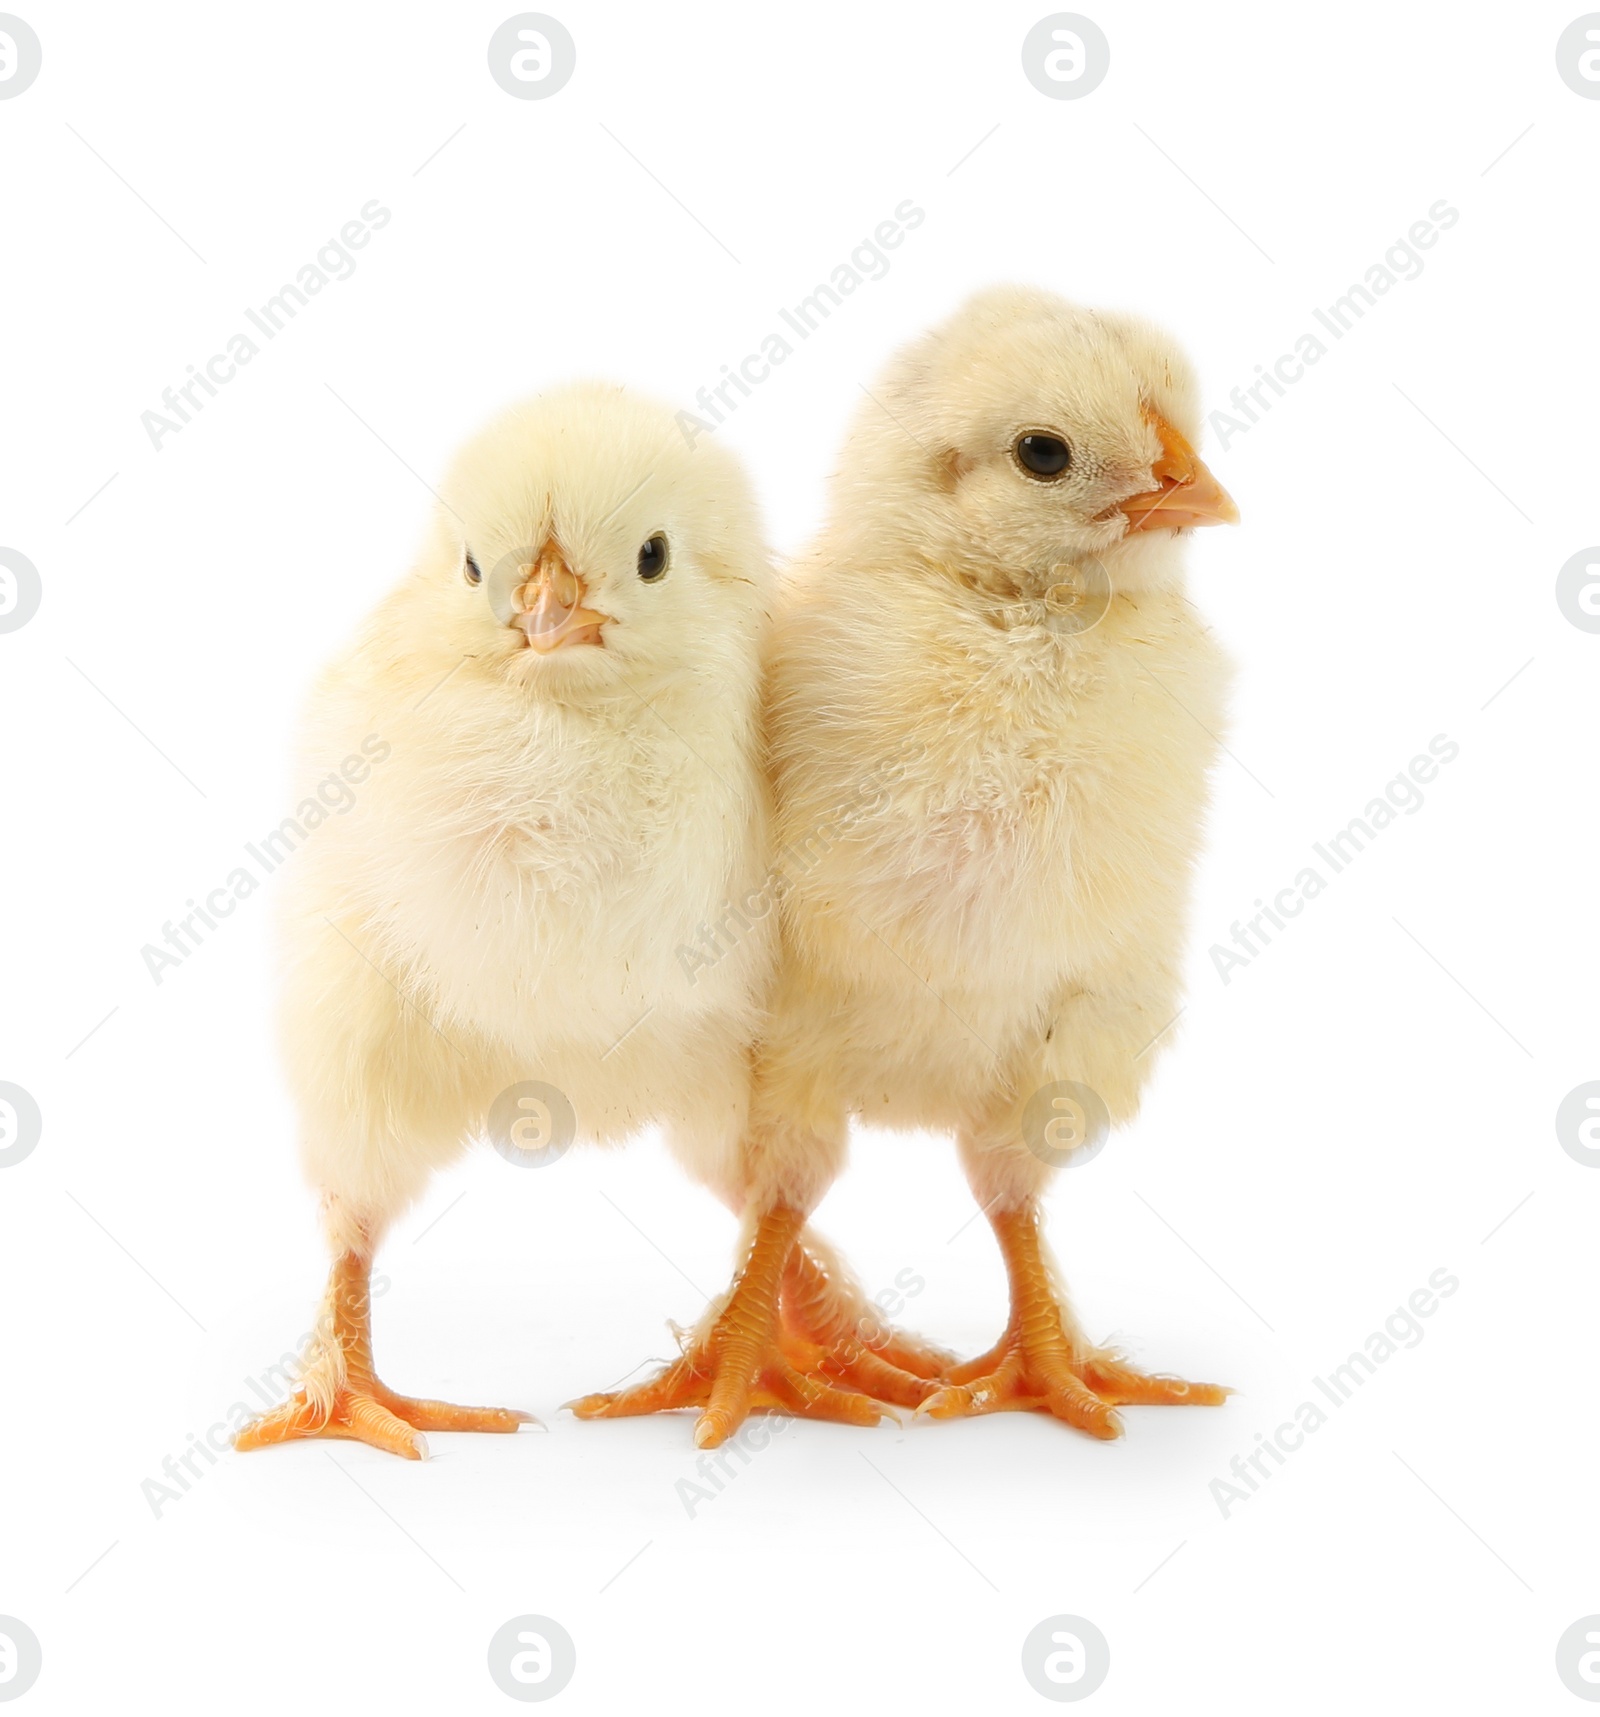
left=235, top=384, right=778, bottom=1460
left=590, top=287, right=1238, bottom=1445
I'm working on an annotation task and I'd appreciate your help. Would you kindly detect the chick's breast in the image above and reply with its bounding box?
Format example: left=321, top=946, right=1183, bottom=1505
left=284, top=645, right=770, bottom=1087
left=768, top=555, right=1230, bottom=1057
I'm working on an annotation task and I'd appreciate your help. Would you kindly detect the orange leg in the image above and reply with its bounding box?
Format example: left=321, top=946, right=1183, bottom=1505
left=233, top=1251, right=532, bottom=1460
left=779, top=1242, right=956, bottom=1409
left=920, top=1203, right=1229, bottom=1438
left=570, top=1206, right=894, bottom=1447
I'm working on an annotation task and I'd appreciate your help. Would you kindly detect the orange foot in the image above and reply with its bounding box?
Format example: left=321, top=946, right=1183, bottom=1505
left=570, top=1207, right=895, bottom=1447
left=920, top=1204, right=1229, bottom=1439
left=779, top=1240, right=956, bottom=1409
left=233, top=1251, right=532, bottom=1461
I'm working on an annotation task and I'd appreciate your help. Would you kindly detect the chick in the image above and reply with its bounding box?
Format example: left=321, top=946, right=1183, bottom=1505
left=235, top=384, right=780, bottom=1460
left=584, top=288, right=1238, bottom=1444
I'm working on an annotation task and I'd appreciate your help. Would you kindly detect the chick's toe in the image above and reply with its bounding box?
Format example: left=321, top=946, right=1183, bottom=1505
left=917, top=1203, right=1227, bottom=1438
left=779, top=1241, right=954, bottom=1407
left=568, top=1207, right=894, bottom=1447
left=233, top=1251, right=532, bottom=1461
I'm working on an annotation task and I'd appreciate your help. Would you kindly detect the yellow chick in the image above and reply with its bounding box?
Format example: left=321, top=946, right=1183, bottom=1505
left=235, top=384, right=777, bottom=1460
left=586, top=287, right=1239, bottom=1445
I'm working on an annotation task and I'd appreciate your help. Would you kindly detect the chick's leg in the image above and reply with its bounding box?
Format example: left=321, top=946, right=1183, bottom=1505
left=570, top=1205, right=894, bottom=1447
left=234, top=1247, right=531, bottom=1460
left=779, top=1235, right=955, bottom=1408
left=624, top=1070, right=918, bottom=1440
left=922, top=1201, right=1228, bottom=1436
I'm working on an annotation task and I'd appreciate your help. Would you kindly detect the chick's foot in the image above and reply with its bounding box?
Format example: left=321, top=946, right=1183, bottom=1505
left=919, top=1204, right=1229, bottom=1438
left=779, top=1240, right=956, bottom=1409
left=233, top=1251, right=532, bottom=1461
left=569, top=1206, right=894, bottom=1447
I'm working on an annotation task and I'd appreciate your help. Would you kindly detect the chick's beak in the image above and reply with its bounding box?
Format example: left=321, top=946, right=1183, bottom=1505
left=515, top=542, right=609, bottom=652
left=1115, top=411, right=1239, bottom=534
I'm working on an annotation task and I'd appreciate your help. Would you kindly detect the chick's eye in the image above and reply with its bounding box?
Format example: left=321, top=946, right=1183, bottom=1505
left=1015, top=433, right=1072, bottom=479
left=463, top=550, right=482, bottom=585
left=637, top=534, right=669, bottom=582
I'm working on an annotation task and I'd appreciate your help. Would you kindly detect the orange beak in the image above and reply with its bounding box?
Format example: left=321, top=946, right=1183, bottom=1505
left=1115, top=411, right=1239, bottom=534
left=514, top=541, right=609, bottom=652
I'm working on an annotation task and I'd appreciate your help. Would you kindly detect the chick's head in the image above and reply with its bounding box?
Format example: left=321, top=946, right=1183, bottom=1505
left=419, top=383, right=768, bottom=692
left=839, top=285, right=1236, bottom=600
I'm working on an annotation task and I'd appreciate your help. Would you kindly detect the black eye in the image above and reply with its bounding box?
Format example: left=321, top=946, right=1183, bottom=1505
left=1015, top=433, right=1072, bottom=479
left=463, top=550, right=482, bottom=585
left=637, top=534, right=669, bottom=582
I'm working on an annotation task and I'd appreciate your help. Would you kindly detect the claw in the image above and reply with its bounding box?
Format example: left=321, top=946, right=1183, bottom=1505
left=910, top=1205, right=1230, bottom=1439
left=233, top=1251, right=533, bottom=1462
left=780, top=1240, right=955, bottom=1406
left=573, top=1207, right=899, bottom=1445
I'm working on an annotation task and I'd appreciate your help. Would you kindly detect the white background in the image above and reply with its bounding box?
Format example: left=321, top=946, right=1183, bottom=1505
left=2, top=1, right=1596, bottom=1711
